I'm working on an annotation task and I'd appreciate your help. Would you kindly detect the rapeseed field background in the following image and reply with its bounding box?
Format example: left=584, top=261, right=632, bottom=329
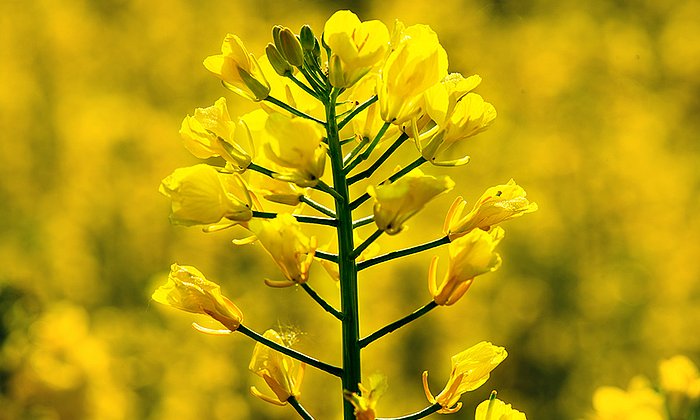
left=1, top=0, right=699, bottom=418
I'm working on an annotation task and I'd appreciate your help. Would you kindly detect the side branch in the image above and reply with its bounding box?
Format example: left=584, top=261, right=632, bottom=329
left=359, top=301, right=438, bottom=348
left=265, top=95, right=326, bottom=125
left=252, top=211, right=338, bottom=227
left=288, top=396, right=315, bottom=420
left=349, top=156, right=427, bottom=210
left=301, top=283, right=343, bottom=320
left=338, top=95, right=378, bottom=130
left=377, top=403, right=442, bottom=420
left=238, top=324, right=343, bottom=377
left=347, top=133, right=409, bottom=185
left=357, top=236, right=450, bottom=271
left=300, top=195, right=337, bottom=218
left=350, top=229, right=382, bottom=259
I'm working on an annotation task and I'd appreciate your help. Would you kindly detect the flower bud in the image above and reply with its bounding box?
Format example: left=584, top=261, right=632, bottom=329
left=278, top=27, right=304, bottom=67
left=300, top=25, right=316, bottom=51
left=265, top=43, right=292, bottom=76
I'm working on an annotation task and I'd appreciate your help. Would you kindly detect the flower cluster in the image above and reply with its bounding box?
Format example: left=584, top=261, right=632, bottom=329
left=151, top=9, right=536, bottom=419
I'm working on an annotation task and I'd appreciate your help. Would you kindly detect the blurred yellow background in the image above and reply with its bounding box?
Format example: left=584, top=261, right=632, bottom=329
left=1, top=0, right=699, bottom=419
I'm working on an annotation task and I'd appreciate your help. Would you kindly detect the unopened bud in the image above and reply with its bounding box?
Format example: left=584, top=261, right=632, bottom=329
left=238, top=67, right=270, bottom=101
left=328, top=54, right=345, bottom=87
left=266, top=43, right=292, bottom=76
left=300, top=25, right=316, bottom=51
left=278, top=27, right=304, bottom=67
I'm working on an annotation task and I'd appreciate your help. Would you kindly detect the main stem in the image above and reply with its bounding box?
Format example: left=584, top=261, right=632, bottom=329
left=326, top=88, right=362, bottom=420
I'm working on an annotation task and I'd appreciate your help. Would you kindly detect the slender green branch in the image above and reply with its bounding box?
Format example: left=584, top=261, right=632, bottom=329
left=360, top=301, right=438, bottom=348
left=301, top=283, right=343, bottom=320
left=252, top=210, right=338, bottom=227
left=340, top=136, right=357, bottom=146
left=377, top=403, right=442, bottom=420
left=349, top=156, right=427, bottom=211
left=300, top=66, right=326, bottom=95
left=314, top=250, right=338, bottom=263
left=300, top=195, right=336, bottom=218
left=338, top=95, right=378, bottom=130
left=288, top=396, right=314, bottom=420
left=314, top=180, right=344, bottom=202
left=265, top=95, right=326, bottom=125
left=343, top=136, right=369, bottom=166
left=344, top=122, right=391, bottom=175
left=352, top=215, right=374, bottom=229
left=248, top=162, right=275, bottom=177
left=347, top=133, right=409, bottom=185
left=238, top=325, right=343, bottom=377
left=350, top=229, right=382, bottom=259
left=286, top=72, right=321, bottom=100
left=357, top=236, right=450, bottom=271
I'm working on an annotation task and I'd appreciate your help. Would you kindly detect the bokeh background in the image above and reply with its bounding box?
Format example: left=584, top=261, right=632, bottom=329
left=2, top=0, right=699, bottom=418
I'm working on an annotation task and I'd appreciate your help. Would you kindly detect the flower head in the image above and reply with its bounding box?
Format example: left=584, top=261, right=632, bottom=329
left=445, top=179, right=537, bottom=240
left=368, top=168, right=454, bottom=235
left=180, top=97, right=252, bottom=171
left=262, top=112, right=327, bottom=187
left=378, top=23, right=448, bottom=124
left=159, top=164, right=253, bottom=227
left=429, top=227, right=504, bottom=306
left=249, top=329, right=305, bottom=405
left=344, top=374, right=388, bottom=420
left=245, top=214, right=317, bottom=287
left=324, top=10, right=390, bottom=88
left=475, top=393, right=527, bottom=420
left=416, top=73, right=496, bottom=165
left=423, top=341, right=508, bottom=413
left=152, top=264, right=243, bottom=332
left=204, top=34, right=270, bottom=101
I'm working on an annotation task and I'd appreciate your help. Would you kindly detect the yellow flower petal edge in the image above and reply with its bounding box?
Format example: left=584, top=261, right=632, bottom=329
left=475, top=392, right=527, bottom=420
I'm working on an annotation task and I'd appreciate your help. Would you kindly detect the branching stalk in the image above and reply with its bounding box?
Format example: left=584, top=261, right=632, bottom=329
left=301, top=283, right=343, bottom=320
left=360, top=301, right=438, bottom=348
left=357, top=236, right=450, bottom=271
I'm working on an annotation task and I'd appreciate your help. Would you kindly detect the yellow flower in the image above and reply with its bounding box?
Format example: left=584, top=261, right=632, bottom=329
left=429, top=227, right=504, bottom=306
left=346, top=74, right=399, bottom=141
left=152, top=264, right=243, bottom=332
left=249, top=329, right=305, bottom=405
left=444, top=179, right=538, bottom=240
left=368, top=168, right=454, bottom=235
left=262, top=112, right=327, bottom=187
left=344, top=374, right=388, bottom=420
left=659, top=355, right=700, bottom=398
left=591, top=376, right=665, bottom=420
left=203, top=33, right=270, bottom=101
left=159, top=164, right=253, bottom=226
left=245, top=213, right=317, bottom=287
left=179, top=97, right=252, bottom=171
left=323, top=10, right=390, bottom=88
left=475, top=395, right=527, bottom=420
left=417, top=73, right=497, bottom=164
left=423, top=342, right=508, bottom=414
left=378, top=23, right=448, bottom=124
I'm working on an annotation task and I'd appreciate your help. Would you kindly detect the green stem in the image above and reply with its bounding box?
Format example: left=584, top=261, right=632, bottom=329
left=347, top=133, right=409, bottom=185
left=359, top=301, right=437, bottom=348
left=352, top=215, right=375, bottom=229
left=349, top=156, right=427, bottom=211
left=300, top=195, right=336, bottom=218
left=301, top=283, right=343, bottom=320
left=326, top=87, right=362, bottom=420
left=338, top=95, right=378, bottom=130
left=286, top=72, right=321, bottom=100
left=314, top=180, right=344, bottom=202
left=252, top=211, right=338, bottom=227
left=343, top=136, right=370, bottom=166
left=238, top=325, right=342, bottom=376
left=300, top=66, right=326, bottom=94
left=377, top=403, right=442, bottom=420
left=344, top=122, right=391, bottom=175
left=350, top=229, right=382, bottom=259
left=314, top=250, right=338, bottom=263
left=358, top=236, right=450, bottom=271
left=265, top=95, right=326, bottom=125
left=248, top=162, right=274, bottom=177
left=288, top=396, right=314, bottom=420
